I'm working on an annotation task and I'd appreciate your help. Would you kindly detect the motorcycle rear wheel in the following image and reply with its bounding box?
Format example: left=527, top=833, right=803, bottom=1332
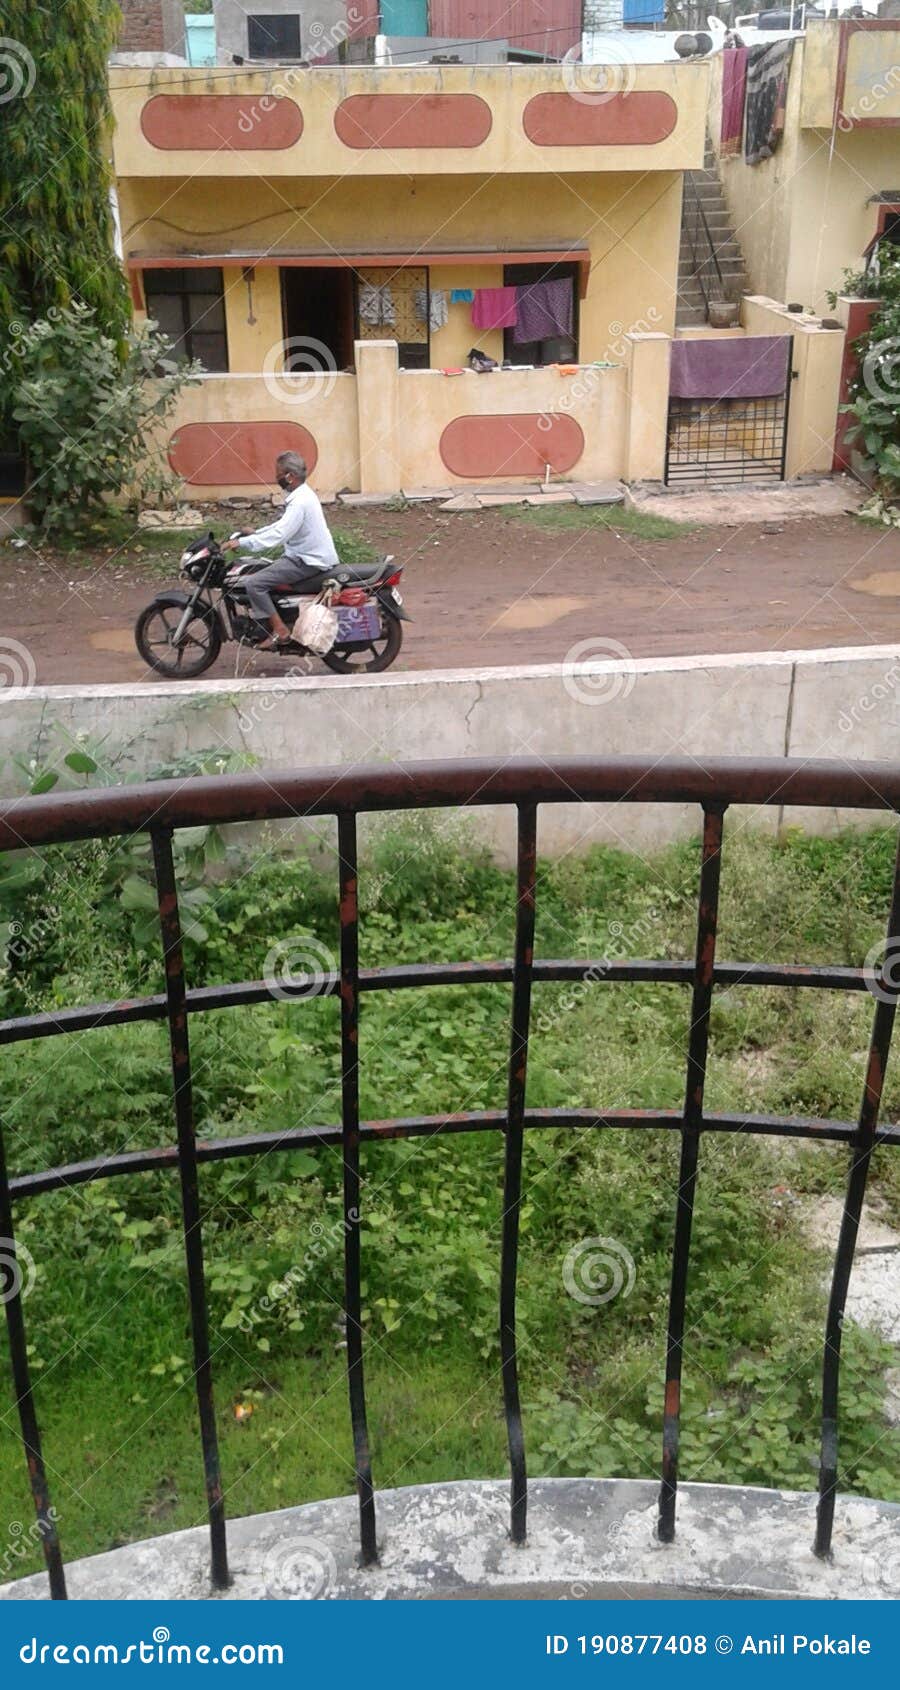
left=135, top=603, right=222, bottom=678
left=320, top=615, right=402, bottom=675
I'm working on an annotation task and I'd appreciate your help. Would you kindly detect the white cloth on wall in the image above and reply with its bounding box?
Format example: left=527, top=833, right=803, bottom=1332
left=358, top=282, right=396, bottom=327
left=414, top=288, right=448, bottom=332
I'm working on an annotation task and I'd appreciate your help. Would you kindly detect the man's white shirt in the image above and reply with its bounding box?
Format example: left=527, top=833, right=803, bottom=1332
left=239, top=484, right=339, bottom=571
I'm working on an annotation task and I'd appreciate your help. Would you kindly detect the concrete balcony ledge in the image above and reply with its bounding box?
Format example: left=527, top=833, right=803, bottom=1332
left=2, top=1479, right=898, bottom=1601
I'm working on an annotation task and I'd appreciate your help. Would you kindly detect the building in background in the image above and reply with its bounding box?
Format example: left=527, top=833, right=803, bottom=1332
left=707, top=17, right=900, bottom=312
left=116, top=0, right=187, bottom=57
left=212, top=0, right=581, bottom=65
left=185, top=12, right=216, bottom=65
left=110, top=43, right=711, bottom=494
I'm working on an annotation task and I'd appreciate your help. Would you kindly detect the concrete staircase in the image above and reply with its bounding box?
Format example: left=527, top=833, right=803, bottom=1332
left=676, top=141, right=747, bottom=327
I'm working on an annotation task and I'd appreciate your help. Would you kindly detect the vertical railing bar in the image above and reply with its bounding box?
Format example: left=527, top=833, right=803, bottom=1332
left=815, top=827, right=900, bottom=1558
left=337, top=810, right=377, bottom=1565
left=150, top=826, right=228, bottom=1590
left=501, top=800, right=537, bottom=1545
left=0, top=1127, right=66, bottom=1599
left=658, top=802, right=725, bottom=1543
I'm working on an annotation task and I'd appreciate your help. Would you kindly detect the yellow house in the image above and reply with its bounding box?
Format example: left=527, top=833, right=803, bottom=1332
left=110, top=59, right=710, bottom=494
left=708, top=18, right=900, bottom=316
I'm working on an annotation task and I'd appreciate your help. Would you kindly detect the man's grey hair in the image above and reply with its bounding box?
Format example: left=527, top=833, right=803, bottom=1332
left=276, top=451, right=308, bottom=482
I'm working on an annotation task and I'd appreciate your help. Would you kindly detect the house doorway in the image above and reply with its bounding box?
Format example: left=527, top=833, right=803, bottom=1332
left=503, top=261, right=578, bottom=367
left=281, top=268, right=355, bottom=371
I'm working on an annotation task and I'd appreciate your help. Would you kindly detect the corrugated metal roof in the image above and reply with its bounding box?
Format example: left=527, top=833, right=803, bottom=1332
left=428, top=0, right=581, bottom=57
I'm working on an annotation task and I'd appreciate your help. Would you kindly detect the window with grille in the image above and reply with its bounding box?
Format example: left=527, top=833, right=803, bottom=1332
left=354, top=267, right=430, bottom=369
left=143, top=269, right=229, bottom=373
left=247, top=14, right=302, bottom=59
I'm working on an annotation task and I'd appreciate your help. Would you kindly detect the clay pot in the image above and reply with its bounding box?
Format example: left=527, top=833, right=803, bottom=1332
left=707, top=300, right=740, bottom=328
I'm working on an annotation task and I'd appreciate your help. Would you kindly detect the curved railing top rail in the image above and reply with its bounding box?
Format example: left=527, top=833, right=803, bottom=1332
left=2, top=753, right=900, bottom=1602
left=2, top=754, right=900, bottom=851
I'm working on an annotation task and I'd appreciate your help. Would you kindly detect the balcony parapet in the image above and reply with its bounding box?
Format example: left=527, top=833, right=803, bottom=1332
left=2, top=1479, right=898, bottom=1600
left=109, top=62, right=708, bottom=179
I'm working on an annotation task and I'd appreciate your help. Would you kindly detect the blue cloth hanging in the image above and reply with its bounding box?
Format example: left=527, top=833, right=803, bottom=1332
left=450, top=288, right=474, bottom=304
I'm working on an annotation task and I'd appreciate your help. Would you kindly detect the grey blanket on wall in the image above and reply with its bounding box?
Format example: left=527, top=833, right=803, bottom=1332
left=745, top=41, right=793, bottom=166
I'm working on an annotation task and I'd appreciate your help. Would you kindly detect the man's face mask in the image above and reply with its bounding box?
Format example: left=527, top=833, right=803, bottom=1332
left=276, top=472, right=293, bottom=491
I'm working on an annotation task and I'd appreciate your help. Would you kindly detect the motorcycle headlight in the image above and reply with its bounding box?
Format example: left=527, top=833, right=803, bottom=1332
left=180, top=548, right=193, bottom=567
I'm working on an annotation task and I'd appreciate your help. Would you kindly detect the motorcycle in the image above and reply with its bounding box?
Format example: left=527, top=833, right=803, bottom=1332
left=134, top=533, right=410, bottom=680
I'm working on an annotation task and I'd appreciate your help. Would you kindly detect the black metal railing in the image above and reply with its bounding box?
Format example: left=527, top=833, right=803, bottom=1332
left=1, top=754, right=900, bottom=1600
left=681, top=174, right=727, bottom=318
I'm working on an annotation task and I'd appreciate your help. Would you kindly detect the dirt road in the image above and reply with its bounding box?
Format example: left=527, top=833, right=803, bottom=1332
left=5, top=504, right=900, bottom=687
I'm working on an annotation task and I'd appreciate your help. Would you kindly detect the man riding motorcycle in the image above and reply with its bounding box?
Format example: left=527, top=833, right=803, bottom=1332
left=222, top=450, right=338, bottom=649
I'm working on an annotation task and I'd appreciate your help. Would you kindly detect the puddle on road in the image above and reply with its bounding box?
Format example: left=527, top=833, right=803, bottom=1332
left=848, top=571, right=900, bottom=598
left=489, top=595, right=590, bottom=632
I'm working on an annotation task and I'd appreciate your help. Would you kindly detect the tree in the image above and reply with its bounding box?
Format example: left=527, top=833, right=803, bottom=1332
left=843, top=253, right=900, bottom=504
left=10, top=304, right=199, bottom=537
left=0, top=1, right=128, bottom=361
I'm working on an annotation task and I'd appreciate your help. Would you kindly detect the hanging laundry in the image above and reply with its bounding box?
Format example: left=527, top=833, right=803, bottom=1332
left=450, top=287, right=474, bottom=304
left=745, top=41, right=793, bottom=166
left=414, top=288, right=449, bottom=332
left=358, top=282, right=396, bottom=328
left=513, top=279, right=573, bottom=344
left=720, top=46, right=748, bottom=157
left=471, top=287, right=518, bottom=330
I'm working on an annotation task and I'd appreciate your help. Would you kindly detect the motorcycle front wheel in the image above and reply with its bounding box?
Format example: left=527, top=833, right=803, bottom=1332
left=135, top=603, right=222, bottom=678
left=320, top=614, right=402, bottom=675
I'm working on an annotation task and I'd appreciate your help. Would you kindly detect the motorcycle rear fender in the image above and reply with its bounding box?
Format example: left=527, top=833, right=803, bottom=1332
left=375, top=586, right=412, bottom=622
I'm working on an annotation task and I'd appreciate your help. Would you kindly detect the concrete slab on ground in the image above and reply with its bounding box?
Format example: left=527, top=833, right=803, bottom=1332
left=400, top=488, right=453, bottom=502
left=337, top=492, right=397, bottom=507
left=628, top=476, right=866, bottom=527
left=571, top=481, right=626, bottom=506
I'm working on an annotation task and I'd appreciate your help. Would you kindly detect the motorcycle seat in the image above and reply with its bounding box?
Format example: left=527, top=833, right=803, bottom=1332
left=330, top=556, right=392, bottom=585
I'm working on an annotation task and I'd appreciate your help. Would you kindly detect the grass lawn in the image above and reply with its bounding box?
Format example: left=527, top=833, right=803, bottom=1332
left=507, top=502, right=691, bottom=540
left=1, top=817, right=899, bottom=1578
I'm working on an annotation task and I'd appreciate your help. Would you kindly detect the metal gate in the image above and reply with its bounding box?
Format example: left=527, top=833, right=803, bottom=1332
left=665, top=335, right=793, bottom=487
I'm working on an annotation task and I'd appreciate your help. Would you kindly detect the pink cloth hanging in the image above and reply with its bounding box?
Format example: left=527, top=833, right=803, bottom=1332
left=720, top=47, right=748, bottom=157
left=471, top=287, right=518, bottom=330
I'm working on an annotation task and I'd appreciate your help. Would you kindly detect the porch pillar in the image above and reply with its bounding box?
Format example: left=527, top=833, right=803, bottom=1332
left=624, top=331, right=670, bottom=484
left=356, top=339, right=401, bottom=494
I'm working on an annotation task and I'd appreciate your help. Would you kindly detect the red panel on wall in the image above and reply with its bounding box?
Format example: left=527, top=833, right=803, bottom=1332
left=523, top=91, right=677, bottom=147
left=429, top=0, right=580, bottom=57
left=833, top=300, right=878, bottom=472
left=439, top=413, right=584, bottom=479
left=141, top=94, right=303, bottom=151
left=334, top=93, right=492, bottom=149
left=168, top=422, right=318, bottom=486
